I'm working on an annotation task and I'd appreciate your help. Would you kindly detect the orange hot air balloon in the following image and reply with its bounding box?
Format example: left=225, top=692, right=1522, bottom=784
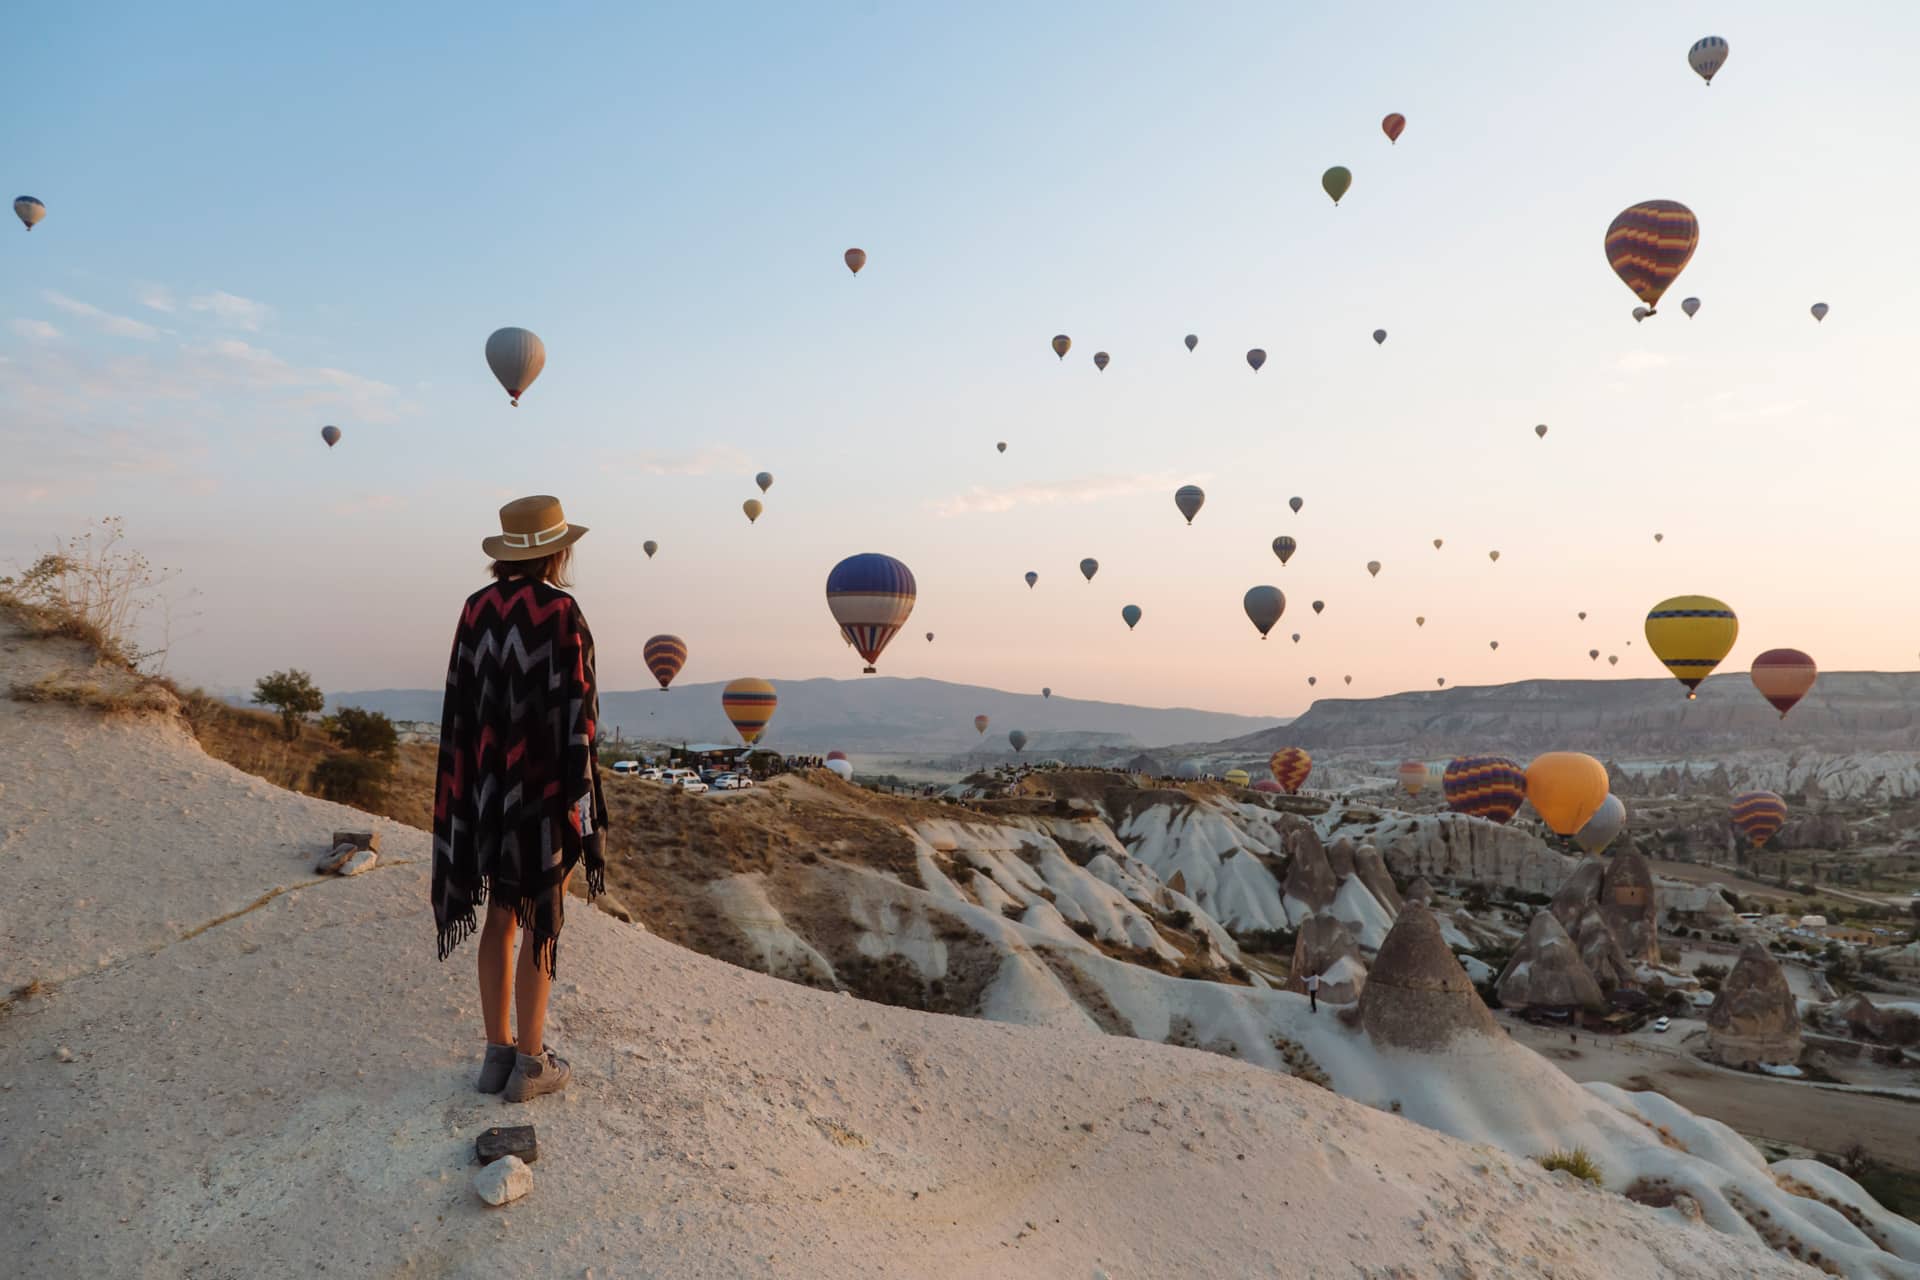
left=974, top=714, right=989, bottom=735
left=1750, top=648, right=1817, bottom=718
left=721, top=677, right=778, bottom=745
left=1604, top=200, right=1699, bottom=315
left=844, top=248, right=867, bottom=274
left=1525, top=752, right=1611, bottom=835
left=1269, top=747, right=1312, bottom=794
left=1381, top=113, right=1406, bottom=144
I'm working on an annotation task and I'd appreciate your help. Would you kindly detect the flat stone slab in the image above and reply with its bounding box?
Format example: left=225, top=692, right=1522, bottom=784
left=476, top=1124, right=538, bottom=1166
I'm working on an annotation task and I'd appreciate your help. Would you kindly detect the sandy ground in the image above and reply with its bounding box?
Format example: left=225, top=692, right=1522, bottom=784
left=0, top=624, right=1820, bottom=1280
left=1501, top=1015, right=1920, bottom=1170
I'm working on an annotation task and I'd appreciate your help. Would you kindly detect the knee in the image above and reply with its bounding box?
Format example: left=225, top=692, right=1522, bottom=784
left=480, top=906, right=517, bottom=949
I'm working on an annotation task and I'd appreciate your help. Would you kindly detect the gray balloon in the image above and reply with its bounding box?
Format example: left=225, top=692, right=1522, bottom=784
left=1009, top=729, right=1029, bottom=752
left=1575, top=793, right=1626, bottom=855
left=755, top=471, right=773, bottom=493
left=1174, top=484, right=1205, bottom=524
left=1243, top=585, right=1286, bottom=638
left=1079, top=558, right=1098, bottom=581
left=485, top=327, right=546, bottom=406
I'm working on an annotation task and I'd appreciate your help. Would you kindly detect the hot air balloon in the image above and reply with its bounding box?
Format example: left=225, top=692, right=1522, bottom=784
left=1437, top=677, right=1446, bottom=686
left=1433, top=539, right=1443, bottom=550
left=1632, top=306, right=1649, bottom=323
left=1811, top=303, right=1829, bottom=322
left=1094, top=351, right=1110, bottom=371
left=1009, top=729, right=1029, bottom=753
left=1489, top=640, right=1500, bottom=651
left=1382, top=113, right=1405, bottom=144
left=925, top=631, right=935, bottom=642
left=1578, top=611, right=1587, bottom=621
left=1373, top=329, right=1387, bottom=345
left=1535, top=424, right=1548, bottom=439
left=1590, top=649, right=1600, bottom=661
left=743, top=499, right=763, bottom=524
left=1343, top=675, right=1352, bottom=685
left=826, top=553, right=917, bottom=674
left=1750, top=648, right=1817, bottom=718
left=1608, top=655, right=1618, bottom=666
left=1442, top=756, right=1527, bottom=824
left=1247, top=348, right=1267, bottom=372
left=1272, top=536, right=1297, bottom=565
left=1269, top=747, right=1312, bottom=794
left=1688, top=36, right=1729, bottom=85
left=1025, top=571, right=1038, bottom=589
left=643, top=635, right=688, bottom=690
left=1311, top=600, right=1324, bottom=615
left=844, top=248, right=867, bottom=274
left=1289, top=496, right=1303, bottom=514
left=1415, top=616, right=1425, bottom=627
left=643, top=540, right=658, bottom=559
left=1604, top=201, right=1699, bottom=315
left=825, top=750, right=847, bottom=763
left=1252, top=779, right=1283, bottom=794
left=1243, top=586, right=1286, bottom=638
left=1291, top=633, right=1301, bottom=643
left=755, top=472, right=774, bottom=493
left=1184, top=334, right=1198, bottom=352
left=825, top=758, right=854, bottom=781
left=1366, top=560, right=1381, bottom=578
left=1575, top=794, right=1626, bottom=855
left=975, top=715, right=989, bottom=735
left=1224, top=768, right=1251, bottom=788
left=1052, top=335, right=1071, bottom=359
left=997, top=441, right=1007, bottom=453
left=721, top=677, right=777, bottom=744
left=1080, top=558, right=1099, bottom=582
left=1731, top=790, right=1787, bottom=848
left=320, top=425, right=341, bottom=448
left=1653, top=533, right=1664, bottom=543
left=1322, top=166, right=1352, bottom=205
left=1525, top=752, right=1610, bottom=835
left=485, top=327, right=546, bottom=406
left=1176, top=760, right=1204, bottom=781
left=1645, top=595, right=1737, bottom=697
left=1174, top=485, right=1206, bottom=524
left=1682, top=297, right=1701, bottom=318
left=1398, top=760, right=1428, bottom=795
left=1488, top=551, right=1500, bottom=562
left=14, top=196, right=45, bottom=230
left=1042, top=687, right=1052, bottom=699
left=1122, top=604, right=1142, bottom=630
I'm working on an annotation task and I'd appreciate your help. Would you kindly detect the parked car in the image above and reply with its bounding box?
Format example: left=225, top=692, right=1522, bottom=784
left=611, top=760, right=641, bottom=776
left=1651, top=1016, right=1671, bottom=1034
left=674, top=778, right=709, bottom=795
left=710, top=774, right=753, bottom=791
left=636, top=767, right=664, bottom=781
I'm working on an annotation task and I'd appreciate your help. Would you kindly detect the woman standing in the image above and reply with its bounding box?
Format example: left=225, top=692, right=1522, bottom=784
left=433, top=495, right=607, bottom=1103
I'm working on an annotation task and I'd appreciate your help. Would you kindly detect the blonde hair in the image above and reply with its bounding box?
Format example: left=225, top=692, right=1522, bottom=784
left=489, top=546, right=573, bottom=587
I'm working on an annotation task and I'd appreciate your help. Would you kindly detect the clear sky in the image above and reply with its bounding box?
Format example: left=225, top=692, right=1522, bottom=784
left=5, top=2, right=1917, bottom=715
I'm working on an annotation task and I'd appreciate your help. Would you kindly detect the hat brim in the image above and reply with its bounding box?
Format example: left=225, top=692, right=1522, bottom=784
left=482, top=522, right=588, bottom=562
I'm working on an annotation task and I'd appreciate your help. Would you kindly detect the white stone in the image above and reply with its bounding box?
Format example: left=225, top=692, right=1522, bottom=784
left=474, top=1154, right=533, bottom=1206
left=337, top=848, right=378, bottom=877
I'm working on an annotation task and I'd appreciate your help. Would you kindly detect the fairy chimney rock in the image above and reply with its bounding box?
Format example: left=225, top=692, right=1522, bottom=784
left=1353, top=843, right=1403, bottom=913
left=1574, top=904, right=1631, bottom=992
left=1358, top=906, right=1498, bottom=1050
left=1549, top=860, right=1605, bottom=934
left=1286, top=912, right=1367, bottom=1004
left=1599, top=851, right=1660, bottom=965
left=1283, top=828, right=1338, bottom=914
left=1497, top=910, right=1606, bottom=1011
left=1405, top=877, right=1435, bottom=906
left=1707, top=943, right=1803, bottom=1067
left=1325, top=835, right=1357, bottom=881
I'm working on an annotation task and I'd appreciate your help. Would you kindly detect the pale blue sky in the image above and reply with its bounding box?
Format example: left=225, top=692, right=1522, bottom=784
left=6, top=2, right=1917, bottom=713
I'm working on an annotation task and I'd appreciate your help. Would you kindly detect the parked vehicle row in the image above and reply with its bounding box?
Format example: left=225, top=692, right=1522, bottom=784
left=609, top=760, right=753, bottom=795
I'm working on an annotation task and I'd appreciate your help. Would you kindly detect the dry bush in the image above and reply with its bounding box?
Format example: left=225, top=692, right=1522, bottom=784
left=1539, top=1147, right=1604, bottom=1185
left=10, top=669, right=178, bottom=717
left=0, top=518, right=176, bottom=669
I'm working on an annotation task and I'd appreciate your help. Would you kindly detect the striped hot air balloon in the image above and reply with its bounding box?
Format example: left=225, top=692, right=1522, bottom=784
left=1750, top=648, right=1817, bottom=718
left=1604, top=201, right=1699, bottom=314
left=1224, top=768, right=1251, bottom=788
left=1645, top=595, right=1738, bottom=697
left=974, top=714, right=989, bottom=735
left=1687, top=36, right=1729, bottom=85
left=1272, top=536, right=1297, bottom=565
left=721, top=677, right=777, bottom=745
left=1174, top=485, right=1206, bottom=524
left=1397, top=760, right=1428, bottom=796
left=1441, top=755, right=1527, bottom=824
left=826, top=553, right=916, bottom=673
left=642, top=634, right=687, bottom=691
left=1268, top=747, right=1312, bottom=794
left=1731, top=790, right=1788, bottom=848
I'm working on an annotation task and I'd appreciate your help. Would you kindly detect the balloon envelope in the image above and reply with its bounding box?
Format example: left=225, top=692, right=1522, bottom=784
left=755, top=471, right=773, bottom=493
left=1052, top=335, right=1071, bottom=359
left=1093, top=351, right=1109, bottom=371
left=1174, top=485, right=1206, bottom=524
left=1575, top=793, right=1627, bottom=855
left=1750, top=648, right=1817, bottom=718
left=1322, top=166, right=1352, bottom=204
left=743, top=499, right=763, bottom=524
left=320, top=425, right=341, bottom=448
left=1272, top=536, right=1297, bottom=565
left=1688, top=36, right=1729, bottom=84
left=1289, top=496, right=1303, bottom=514
left=1604, top=200, right=1699, bottom=313
left=721, top=677, right=777, bottom=745
left=1645, top=595, right=1738, bottom=697
left=642, top=634, right=688, bottom=690
left=1184, top=334, right=1198, bottom=351
left=1381, top=113, right=1405, bottom=143
left=1442, top=756, right=1527, bottom=824
left=1373, top=329, right=1387, bottom=345
left=1243, top=585, right=1286, bottom=638
left=1268, top=747, right=1312, bottom=794
left=1682, top=296, right=1701, bottom=317
left=997, top=442, right=1007, bottom=453
left=1535, top=424, right=1548, bottom=439
left=1366, top=560, right=1381, bottom=578
left=1121, top=604, right=1142, bottom=630
left=1812, top=303, right=1829, bottom=322
left=844, top=248, right=866, bottom=274
left=1246, top=348, right=1266, bottom=372
left=1525, top=752, right=1610, bottom=835
left=1009, top=729, right=1028, bottom=752
left=1079, top=558, right=1099, bottom=581
left=1025, top=571, right=1038, bottom=589
left=1732, top=790, right=1787, bottom=848
left=484, top=327, right=546, bottom=406
left=643, top=540, right=658, bottom=559
left=14, top=196, right=45, bottom=229
left=1251, top=779, right=1284, bottom=794
left=1397, top=760, right=1428, bottom=795
left=974, top=715, right=989, bottom=735
left=1223, top=768, right=1251, bottom=788
left=826, top=553, right=917, bottom=673
left=824, top=758, right=854, bottom=781
left=1042, top=688, right=1051, bottom=699
left=1488, top=551, right=1500, bottom=562
left=1311, top=600, right=1324, bottom=615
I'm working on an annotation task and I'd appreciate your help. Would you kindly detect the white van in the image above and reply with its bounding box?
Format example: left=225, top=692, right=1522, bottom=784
left=611, top=760, right=641, bottom=776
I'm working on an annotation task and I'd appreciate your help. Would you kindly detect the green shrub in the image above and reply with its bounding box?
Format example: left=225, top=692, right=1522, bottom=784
left=322, top=706, right=398, bottom=758
left=1539, top=1147, right=1603, bottom=1185
left=310, top=752, right=391, bottom=809
left=1165, top=908, right=1195, bottom=930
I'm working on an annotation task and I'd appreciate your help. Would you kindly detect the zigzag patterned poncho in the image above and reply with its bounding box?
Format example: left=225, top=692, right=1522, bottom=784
left=432, top=577, right=607, bottom=975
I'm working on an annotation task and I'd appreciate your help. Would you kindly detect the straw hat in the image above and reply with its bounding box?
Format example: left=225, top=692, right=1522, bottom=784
left=483, top=495, right=589, bottom=561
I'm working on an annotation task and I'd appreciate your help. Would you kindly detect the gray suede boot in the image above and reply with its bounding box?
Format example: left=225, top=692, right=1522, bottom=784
left=477, top=1043, right=518, bottom=1094
left=504, top=1046, right=571, bottom=1103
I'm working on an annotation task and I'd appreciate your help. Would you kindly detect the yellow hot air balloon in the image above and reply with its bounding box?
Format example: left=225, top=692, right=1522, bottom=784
left=743, top=498, right=764, bottom=524
left=1525, top=752, right=1611, bottom=836
left=1645, top=595, right=1738, bottom=698
left=721, top=677, right=778, bottom=745
left=1224, top=768, right=1251, bottom=788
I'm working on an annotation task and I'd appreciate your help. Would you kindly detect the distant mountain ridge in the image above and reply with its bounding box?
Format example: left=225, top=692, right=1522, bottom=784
left=327, top=676, right=1278, bottom=754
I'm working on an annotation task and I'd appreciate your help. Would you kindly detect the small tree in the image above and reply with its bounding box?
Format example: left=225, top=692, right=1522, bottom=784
left=252, top=669, right=324, bottom=740
left=322, top=706, right=398, bottom=759
left=310, top=753, right=389, bottom=809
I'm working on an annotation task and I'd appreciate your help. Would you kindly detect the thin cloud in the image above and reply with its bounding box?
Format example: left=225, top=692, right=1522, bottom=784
left=9, top=319, right=60, bottom=340
left=42, top=291, right=159, bottom=340
left=929, top=471, right=1201, bottom=517
left=1615, top=351, right=1669, bottom=373
left=189, top=290, right=271, bottom=331
left=193, top=339, right=405, bottom=421
left=605, top=444, right=752, bottom=477
left=136, top=284, right=177, bottom=313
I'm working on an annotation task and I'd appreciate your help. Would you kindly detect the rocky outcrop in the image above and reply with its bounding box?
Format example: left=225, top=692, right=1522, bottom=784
left=1353, top=844, right=1403, bottom=913
left=1283, top=827, right=1337, bottom=916
left=1359, top=906, right=1498, bottom=1050
left=1497, top=911, right=1605, bottom=1010
left=1286, top=912, right=1366, bottom=1003
left=1599, top=852, right=1660, bottom=965
left=1405, top=877, right=1434, bottom=905
left=1375, top=813, right=1579, bottom=896
left=1325, top=835, right=1357, bottom=880
left=1572, top=905, right=1631, bottom=992
left=1549, top=861, right=1605, bottom=935
left=1707, top=944, right=1804, bottom=1067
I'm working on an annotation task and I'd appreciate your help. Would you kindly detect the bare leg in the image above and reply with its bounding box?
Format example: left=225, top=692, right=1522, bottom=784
left=513, top=871, right=573, bottom=1057
left=478, top=903, right=517, bottom=1046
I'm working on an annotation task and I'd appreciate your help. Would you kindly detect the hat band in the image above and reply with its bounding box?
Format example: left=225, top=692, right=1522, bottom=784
left=501, top=519, right=569, bottom=549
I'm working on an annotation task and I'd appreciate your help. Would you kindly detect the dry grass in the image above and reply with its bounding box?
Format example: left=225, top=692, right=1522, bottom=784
left=10, top=668, right=179, bottom=716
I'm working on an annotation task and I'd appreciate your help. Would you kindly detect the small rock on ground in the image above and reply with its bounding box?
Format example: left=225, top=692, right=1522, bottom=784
left=337, top=849, right=378, bottom=877
left=474, top=1154, right=533, bottom=1206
